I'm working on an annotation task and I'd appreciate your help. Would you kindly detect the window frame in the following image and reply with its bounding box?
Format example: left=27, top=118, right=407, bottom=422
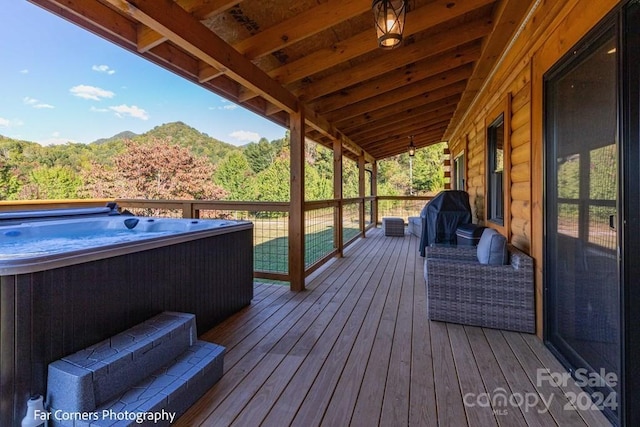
left=485, top=99, right=511, bottom=236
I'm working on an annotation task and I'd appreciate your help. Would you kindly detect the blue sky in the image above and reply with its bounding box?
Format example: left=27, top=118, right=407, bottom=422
left=0, top=1, right=287, bottom=146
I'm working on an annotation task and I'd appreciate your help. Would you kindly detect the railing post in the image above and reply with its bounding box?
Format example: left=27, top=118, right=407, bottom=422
left=289, top=108, right=305, bottom=291
left=182, top=202, right=198, bottom=219
left=334, top=138, right=344, bottom=257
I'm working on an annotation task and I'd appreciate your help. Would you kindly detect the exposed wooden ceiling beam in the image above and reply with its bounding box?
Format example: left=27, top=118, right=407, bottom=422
left=296, top=19, right=492, bottom=102
left=348, top=107, right=457, bottom=141
left=364, top=130, right=446, bottom=158
left=234, top=0, right=370, bottom=59
left=103, top=0, right=298, bottom=113
left=325, top=71, right=471, bottom=122
left=445, top=0, right=536, bottom=140
left=268, top=0, right=495, bottom=85
left=356, top=119, right=450, bottom=147
left=337, top=94, right=462, bottom=131
left=310, top=64, right=473, bottom=114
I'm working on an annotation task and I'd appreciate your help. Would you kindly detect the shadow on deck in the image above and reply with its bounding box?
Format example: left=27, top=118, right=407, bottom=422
left=176, top=227, right=610, bottom=427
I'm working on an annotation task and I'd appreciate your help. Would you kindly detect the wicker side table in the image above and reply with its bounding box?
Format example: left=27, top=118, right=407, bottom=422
left=382, top=217, right=405, bottom=237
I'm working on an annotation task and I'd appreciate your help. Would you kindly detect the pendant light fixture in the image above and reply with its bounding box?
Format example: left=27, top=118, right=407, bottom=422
left=408, top=135, right=416, bottom=157
left=372, top=0, right=407, bottom=50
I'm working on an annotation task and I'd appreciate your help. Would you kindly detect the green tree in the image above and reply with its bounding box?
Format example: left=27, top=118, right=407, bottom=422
left=253, top=154, right=290, bottom=201
left=18, top=166, right=82, bottom=199
left=244, top=138, right=277, bottom=174
left=413, top=143, right=445, bottom=194
left=214, top=151, right=254, bottom=200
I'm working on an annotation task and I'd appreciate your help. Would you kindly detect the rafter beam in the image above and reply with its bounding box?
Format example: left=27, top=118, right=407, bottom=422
left=310, top=61, right=480, bottom=114
left=348, top=107, right=457, bottom=140
left=103, top=0, right=298, bottom=113
left=337, top=94, right=461, bottom=131
left=268, top=0, right=495, bottom=85
left=325, top=71, right=471, bottom=122
left=235, top=0, right=370, bottom=59
left=297, top=19, right=491, bottom=102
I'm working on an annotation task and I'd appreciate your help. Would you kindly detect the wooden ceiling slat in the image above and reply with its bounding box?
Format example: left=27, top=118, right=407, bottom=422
left=103, top=0, right=299, bottom=113
left=234, top=0, right=370, bottom=59
left=325, top=69, right=471, bottom=122
left=268, top=0, right=496, bottom=85
left=343, top=102, right=459, bottom=135
left=28, top=0, right=534, bottom=161
left=357, top=119, right=451, bottom=147
left=445, top=0, right=536, bottom=140
left=310, top=61, right=480, bottom=114
left=337, top=94, right=462, bottom=131
left=348, top=107, right=457, bottom=141
left=296, top=19, right=492, bottom=103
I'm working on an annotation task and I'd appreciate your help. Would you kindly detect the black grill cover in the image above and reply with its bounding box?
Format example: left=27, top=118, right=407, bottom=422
left=419, top=190, right=472, bottom=256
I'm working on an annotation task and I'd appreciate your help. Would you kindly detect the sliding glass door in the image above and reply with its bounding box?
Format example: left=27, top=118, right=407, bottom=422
left=544, top=22, right=620, bottom=422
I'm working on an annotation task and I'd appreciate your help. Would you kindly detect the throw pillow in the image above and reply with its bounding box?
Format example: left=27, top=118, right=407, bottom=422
left=476, top=228, right=508, bottom=265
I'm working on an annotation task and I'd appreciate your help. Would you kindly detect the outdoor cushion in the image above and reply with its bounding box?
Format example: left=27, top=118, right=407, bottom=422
left=476, top=228, right=508, bottom=265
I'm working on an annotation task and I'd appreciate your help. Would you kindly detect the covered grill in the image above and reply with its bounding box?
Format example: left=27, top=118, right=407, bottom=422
left=419, top=190, right=472, bottom=256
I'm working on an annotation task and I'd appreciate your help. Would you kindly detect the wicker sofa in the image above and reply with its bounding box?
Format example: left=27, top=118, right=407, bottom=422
left=424, top=244, right=535, bottom=333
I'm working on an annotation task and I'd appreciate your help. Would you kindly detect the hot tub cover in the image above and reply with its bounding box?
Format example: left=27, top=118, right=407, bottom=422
left=419, top=190, right=472, bottom=256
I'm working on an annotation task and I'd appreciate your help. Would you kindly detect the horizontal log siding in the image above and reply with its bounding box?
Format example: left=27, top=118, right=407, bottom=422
left=446, top=0, right=620, bottom=337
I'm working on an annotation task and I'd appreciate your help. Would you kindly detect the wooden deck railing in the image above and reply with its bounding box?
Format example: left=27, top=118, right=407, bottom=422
left=0, top=195, right=433, bottom=287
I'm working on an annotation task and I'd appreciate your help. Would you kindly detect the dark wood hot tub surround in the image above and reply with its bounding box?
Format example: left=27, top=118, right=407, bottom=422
left=0, top=225, right=253, bottom=424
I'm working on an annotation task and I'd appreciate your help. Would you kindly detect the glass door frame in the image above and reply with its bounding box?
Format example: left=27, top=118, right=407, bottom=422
left=543, top=2, right=640, bottom=425
left=543, top=11, right=621, bottom=426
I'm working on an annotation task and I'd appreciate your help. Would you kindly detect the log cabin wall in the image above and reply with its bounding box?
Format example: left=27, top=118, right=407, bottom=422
left=446, top=0, right=621, bottom=336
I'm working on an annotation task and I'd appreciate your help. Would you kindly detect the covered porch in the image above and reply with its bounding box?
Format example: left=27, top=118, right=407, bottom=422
left=3, top=0, right=633, bottom=424
left=176, top=228, right=608, bottom=426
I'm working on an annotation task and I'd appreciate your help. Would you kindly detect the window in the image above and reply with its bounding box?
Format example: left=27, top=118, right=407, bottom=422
left=453, top=153, right=465, bottom=190
left=487, top=114, right=505, bottom=225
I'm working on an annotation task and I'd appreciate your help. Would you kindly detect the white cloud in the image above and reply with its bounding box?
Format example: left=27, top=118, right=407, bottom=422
left=109, top=104, right=149, bottom=120
left=23, top=97, right=54, bottom=109
left=229, top=130, right=259, bottom=143
left=0, top=117, right=23, bottom=128
left=20, top=69, right=29, bottom=74
left=90, top=106, right=109, bottom=113
left=92, top=64, right=116, bottom=75
left=70, top=85, right=115, bottom=101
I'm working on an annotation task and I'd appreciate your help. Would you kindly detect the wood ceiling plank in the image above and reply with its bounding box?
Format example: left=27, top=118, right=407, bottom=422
left=347, top=106, right=457, bottom=140
left=268, top=0, right=495, bottom=85
left=364, top=129, right=446, bottom=157
left=30, top=0, right=138, bottom=48
left=199, top=62, right=223, bottom=82
left=310, top=45, right=480, bottom=114
left=325, top=70, right=471, bottom=122
left=337, top=94, right=462, bottom=131
left=137, top=23, right=166, bottom=52
left=103, top=0, right=299, bottom=113
left=445, top=0, right=536, bottom=140
left=297, top=19, right=492, bottom=102
left=235, top=0, right=370, bottom=59
left=356, top=119, right=451, bottom=147
left=183, top=0, right=243, bottom=20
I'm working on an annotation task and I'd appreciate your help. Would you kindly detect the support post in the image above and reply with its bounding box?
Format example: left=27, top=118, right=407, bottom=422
left=333, top=138, right=344, bottom=256
left=358, top=152, right=366, bottom=237
left=289, top=109, right=305, bottom=291
left=372, top=161, right=378, bottom=227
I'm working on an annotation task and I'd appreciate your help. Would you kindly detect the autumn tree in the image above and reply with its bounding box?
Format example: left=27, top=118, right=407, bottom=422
left=82, top=138, right=226, bottom=201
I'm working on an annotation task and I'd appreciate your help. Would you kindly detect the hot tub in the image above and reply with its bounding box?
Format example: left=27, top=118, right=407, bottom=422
left=0, top=214, right=253, bottom=424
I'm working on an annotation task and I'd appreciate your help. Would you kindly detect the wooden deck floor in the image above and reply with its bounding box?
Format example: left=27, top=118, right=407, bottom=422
left=176, top=228, right=611, bottom=427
